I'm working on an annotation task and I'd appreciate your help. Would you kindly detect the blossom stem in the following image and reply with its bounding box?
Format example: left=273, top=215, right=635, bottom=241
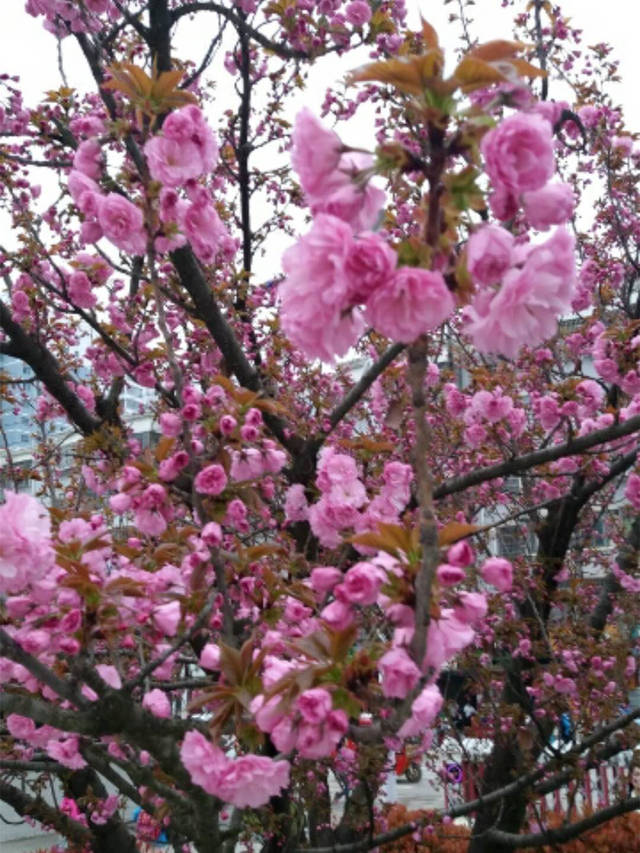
left=407, top=336, right=440, bottom=668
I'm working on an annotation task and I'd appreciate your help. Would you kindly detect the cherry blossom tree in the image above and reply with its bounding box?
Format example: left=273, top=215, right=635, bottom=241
left=1, top=1, right=640, bottom=852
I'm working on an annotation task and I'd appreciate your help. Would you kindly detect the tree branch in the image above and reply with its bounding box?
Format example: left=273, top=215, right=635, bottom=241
left=434, top=415, right=640, bottom=500
left=486, top=797, right=640, bottom=848
left=0, top=302, right=101, bottom=436
left=0, top=778, right=93, bottom=847
left=325, top=342, right=405, bottom=433
left=0, top=628, right=90, bottom=707
left=169, top=2, right=323, bottom=60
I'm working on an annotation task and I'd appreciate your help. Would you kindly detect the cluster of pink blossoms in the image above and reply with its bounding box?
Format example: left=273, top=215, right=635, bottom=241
left=241, top=539, right=513, bottom=750
left=109, top=385, right=288, bottom=537
left=252, top=684, right=348, bottom=759
left=0, top=492, right=54, bottom=594
left=26, top=0, right=118, bottom=36
left=464, top=110, right=577, bottom=358
left=280, top=109, right=455, bottom=361
left=145, top=106, right=236, bottom=263
left=285, top=447, right=412, bottom=547
left=446, top=386, right=526, bottom=449
left=68, top=105, right=234, bottom=265
left=180, top=731, right=290, bottom=808
left=465, top=224, right=576, bottom=358
left=592, top=329, right=640, bottom=395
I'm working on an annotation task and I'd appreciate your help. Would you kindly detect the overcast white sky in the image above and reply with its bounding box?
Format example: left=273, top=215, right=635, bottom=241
left=3, top=1, right=640, bottom=129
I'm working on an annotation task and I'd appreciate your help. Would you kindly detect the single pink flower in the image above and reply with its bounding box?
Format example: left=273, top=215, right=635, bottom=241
left=436, top=563, right=466, bottom=587
left=338, top=561, right=385, bottom=606
left=343, top=232, right=397, bottom=305
left=481, top=112, right=555, bottom=194
left=96, top=665, right=122, bottom=689
left=625, top=473, right=640, bottom=510
left=345, top=0, right=372, bottom=26
left=46, top=737, right=87, bottom=770
left=280, top=214, right=364, bottom=362
left=523, top=182, right=575, bottom=231
left=73, top=138, right=102, bottom=179
left=365, top=267, right=455, bottom=343
left=398, top=684, right=443, bottom=738
left=153, top=600, right=182, bottom=636
left=467, top=224, right=514, bottom=286
left=194, top=463, right=227, bottom=496
left=291, top=108, right=342, bottom=201
left=447, top=541, right=475, bottom=567
left=453, top=592, right=488, bottom=625
left=296, top=688, right=332, bottom=724
left=98, top=193, right=147, bottom=255
left=480, top=557, right=513, bottom=592
left=179, top=201, right=229, bottom=264
left=310, top=566, right=342, bottom=595
left=378, top=647, right=420, bottom=698
left=142, top=688, right=171, bottom=718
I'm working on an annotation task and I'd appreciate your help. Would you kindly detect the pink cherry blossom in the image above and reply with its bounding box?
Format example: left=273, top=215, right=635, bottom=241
left=284, top=484, right=309, bottom=523
left=523, top=182, right=575, bottom=231
left=73, top=138, right=102, bottom=179
left=0, top=492, right=54, bottom=594
left=280, top=214, right=364, bottom=362
left=465, top=227, right=576, bottom=358
left=436, top=563, right=466, bottom=587
left=343, top=232, right=397, bottom=305
left=68, top=270, right=96, bottom=308
left=179, top=730, right=228, bottom=791
left=481, top=112, right=555, bottom=194
left=146, top=136, right=204, bottom=187
left=378, top=647, right=420, bottom=698
left=296, top=688, right=332, bottom=724
left=98, top=194, right=147, bottom=255
left=291, top=108, right=342, bottom=201
left=454, top=592, right=488, bottom=625
left=467, top=224, right=514, bottom=285
left=179, top=201, right=229, bottom=265
left=397, top=684, right=443, bottom=738
left=194, top=463, right=227, bottom=495
left=201, top=521, right=223, bottom=547
left=625, top=473, right=640, bottom=510
left=199, top=643, right=221, bottom=669
left=447, top=541, right=475, bottom=567
left=338, top=561, right=385, bottom=606
left=424, top=610, right=476, bottom=671
left=345, top=0, right=372, bottom=25
left=481, top=557, right=513, bottom=592
left=96, top=665, right=122, bottom=689
left=180, top=731, right=290, bottom=807
left=365, top=267, right=455, bottom=343
left=46, top=737, right=87, bottom=770
left=310, top=566, right=342, bottom=595
left=321, top=599, right=354, bottom=631
left=135, top=484, right=171, bottom=536
left=6, top=714, right=36, bottom=740
left=153, top=600, right=182, bottom=636
left=312, top=175, right=385, bottom=232
left=216, top=754, right=291, bottom=807
left=145, top=105, right=218, bottom=186
left=142, top=688, right=171, bottom=718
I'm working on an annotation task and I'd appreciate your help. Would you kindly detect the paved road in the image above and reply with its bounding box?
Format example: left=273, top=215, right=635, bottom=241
left=1, top=768, right=448, bottom=852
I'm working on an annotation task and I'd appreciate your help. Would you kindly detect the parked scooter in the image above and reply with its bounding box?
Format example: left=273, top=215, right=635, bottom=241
left=395, top=742, right=422, bottom=783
